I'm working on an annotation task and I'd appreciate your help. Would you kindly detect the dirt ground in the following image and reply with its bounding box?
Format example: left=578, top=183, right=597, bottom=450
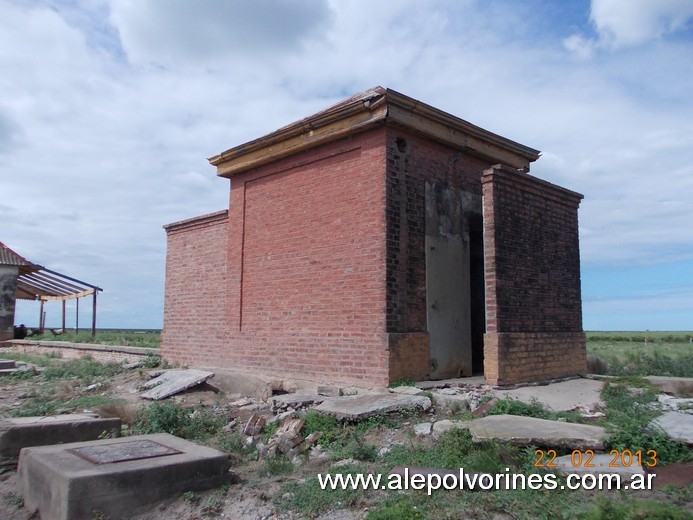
left=1, top=366, right=691, bottom=520
left=0, top=369, right=412, bottom=520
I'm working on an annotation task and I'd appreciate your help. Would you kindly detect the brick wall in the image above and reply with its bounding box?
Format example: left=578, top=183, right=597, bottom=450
left=162, top=210, right=229, bottom=367
left=385, top=129, right=491, bottom=333
left=187, top=129, right=392, bottom=387
left=482, top=164, right=586, bottom=385
left=384, top=129, right=495, bottom=379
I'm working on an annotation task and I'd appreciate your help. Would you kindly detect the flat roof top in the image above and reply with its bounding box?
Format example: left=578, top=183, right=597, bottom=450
left=209, top=86, right=541, bottom=177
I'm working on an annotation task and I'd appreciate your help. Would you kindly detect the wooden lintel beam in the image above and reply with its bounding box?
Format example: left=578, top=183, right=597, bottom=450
left=41, top=289, right=95, bottom=301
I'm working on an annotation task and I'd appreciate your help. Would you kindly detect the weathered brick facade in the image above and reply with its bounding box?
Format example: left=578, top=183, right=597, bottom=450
left=481, top=164, right=586, bottom=384
left=162, top=87, right=586, bottom=387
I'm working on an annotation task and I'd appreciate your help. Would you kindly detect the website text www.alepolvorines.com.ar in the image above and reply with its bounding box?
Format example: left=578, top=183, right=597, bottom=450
left=318, top=467, right=656, bottom=495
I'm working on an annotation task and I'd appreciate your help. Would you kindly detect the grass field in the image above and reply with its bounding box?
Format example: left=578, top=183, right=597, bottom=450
left=587, top=331, right=693, bottom=378
left=25, top=329, right=160, bottom=349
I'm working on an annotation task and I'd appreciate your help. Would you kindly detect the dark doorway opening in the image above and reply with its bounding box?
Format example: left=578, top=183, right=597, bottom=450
left=469, top=211, right=485, bottom=375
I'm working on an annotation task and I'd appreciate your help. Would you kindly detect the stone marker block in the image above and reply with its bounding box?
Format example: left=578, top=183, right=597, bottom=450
left=19, top=433, right=231, bottom=520
left=0, top=414, right=121, bottom=466
left=0, top=359, right=17, bottom=369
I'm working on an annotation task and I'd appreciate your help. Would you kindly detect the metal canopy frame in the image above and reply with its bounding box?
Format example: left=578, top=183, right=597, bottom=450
left=1, top=242, right=103, bottom=337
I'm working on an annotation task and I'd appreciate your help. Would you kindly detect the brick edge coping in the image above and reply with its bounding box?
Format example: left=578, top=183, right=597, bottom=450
left=0, top=339, right=154, bottom=358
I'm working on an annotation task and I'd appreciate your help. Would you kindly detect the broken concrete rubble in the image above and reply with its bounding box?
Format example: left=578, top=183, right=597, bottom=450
left=468, top=414, right=607, bottom=450
left=645, top=376, right=693, bottom=398
left=472, top=397, right=499, bottom=418
left=389, top=385, right=423, bottom=396
left=242, top=414, right=266, bottom=437
left=431, top=420, right=471, bottom=439
left=271, top=392, right=326, bottom=412
left=313, top=393, right=432, bottom=421
left=414, top=422, right=433, bottom=436
left=490, top=379, right=605, bottom=412
left=652, top=411, right=693, bottom=445
left=140, top=369, right=215, bottom=400
left=317, top=385, right=343, bottom=397
left=258, top=417, right=321, bottom=460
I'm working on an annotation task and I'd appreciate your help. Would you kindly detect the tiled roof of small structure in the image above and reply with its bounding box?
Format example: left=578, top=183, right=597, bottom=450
left=0, top=242, right=34, bottom=267
left=209, top=86, right=541, bottom=177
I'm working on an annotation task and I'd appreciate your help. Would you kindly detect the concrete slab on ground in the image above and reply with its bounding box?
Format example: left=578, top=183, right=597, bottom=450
left=18, top=432, right=231, bottom=520
left=272, top=392, right=326, bottom=411
left=389, top=386, right=423, bottom=395
left=415, top=376, right=485, bottom=390
left=0, top=359, right=17, bottom=369
left=645, top=376, right=693, bottom=397
left=0, top=414, right=121, bottom=467
left=313, top=393, right=432, bottom=420
left=432, top=419, right=471, bottom=438
left=490, top=379, right=605, bottom=412
left=468, top=414, right=607, bottom=450
left=553, top=454, right=645, bottom=478
left=652, top=411, right=693, bottom=445
left=141, top=369, right=214, bottom=400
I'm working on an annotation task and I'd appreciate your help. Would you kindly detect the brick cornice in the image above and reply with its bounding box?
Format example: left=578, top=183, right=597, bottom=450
left=164, top=209, right=229, bottom=234
left=210, top=88, right=541, bottom=178
left=481, top=164, right=583, bottom=207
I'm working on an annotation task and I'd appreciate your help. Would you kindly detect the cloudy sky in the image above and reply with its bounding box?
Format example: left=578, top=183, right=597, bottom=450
left=2, top=0, right=692, bottom=331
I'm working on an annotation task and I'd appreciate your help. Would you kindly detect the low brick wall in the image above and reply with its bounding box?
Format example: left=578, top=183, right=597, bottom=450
left=483, top=332, right=587, bottom=386
left=388, top=332, right=430, bottom=382
left=0, top=340, right=154, bottom=364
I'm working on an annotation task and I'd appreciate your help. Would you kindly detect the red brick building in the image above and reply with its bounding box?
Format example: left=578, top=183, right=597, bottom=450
left=162, top=87, right=586, bottom=388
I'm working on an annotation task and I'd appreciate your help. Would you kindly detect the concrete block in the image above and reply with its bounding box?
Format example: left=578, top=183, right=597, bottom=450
left=645, top=376, right=693, bottom=397
left=141, top=369, right=214, bottom=400
left=313, top=393, right=432, bottom=420
left=0, top=414, right=121, bottom=466
left=0, top=358, right=17, bottom=369
left=468, top=414, right=607, bottom=450
left=18, top=433, right=231, bottom=520
left=317, top=385, right=343, bottom=397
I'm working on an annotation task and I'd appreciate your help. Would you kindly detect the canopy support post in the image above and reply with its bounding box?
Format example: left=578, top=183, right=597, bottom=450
left=91, top=291, right=97, bottom=338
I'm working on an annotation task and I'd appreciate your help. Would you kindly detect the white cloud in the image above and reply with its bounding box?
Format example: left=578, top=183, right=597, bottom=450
left=565, top=0, right=693, bottom=55
left=109, top=0, right=332, bottom=67
left=591, top=0, right=693, bottom=47
left=1, top=0, right=692, bottom=329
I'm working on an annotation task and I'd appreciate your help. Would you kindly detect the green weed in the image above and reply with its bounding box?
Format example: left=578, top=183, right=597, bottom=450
left=30, top=330, right=160, bottom=349
left=275, top=464, right=369, bottom=516
left=214, top=431, right=254, bottom=462
left=366, top=500, right=425, bottom=520
left=133, top=401, right=224, bottom=441
left=140, top=353, right=162, bottom=368
left=583, top=495, right=692, bottom=520
left=390, top=378, right=415, bottom=388
left=182, top=490, right=200, bottom=505
left=601, top=382, right=691, bottom=464
left=7, top=493, right=24, bottom=509
left=261, top=455, right=294, bottom=477
left=41, top=356, right=123, bottom=384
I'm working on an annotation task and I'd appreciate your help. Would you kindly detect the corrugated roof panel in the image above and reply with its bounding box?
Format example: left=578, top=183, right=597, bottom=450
left=0, top=242, right=34, bottom=267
